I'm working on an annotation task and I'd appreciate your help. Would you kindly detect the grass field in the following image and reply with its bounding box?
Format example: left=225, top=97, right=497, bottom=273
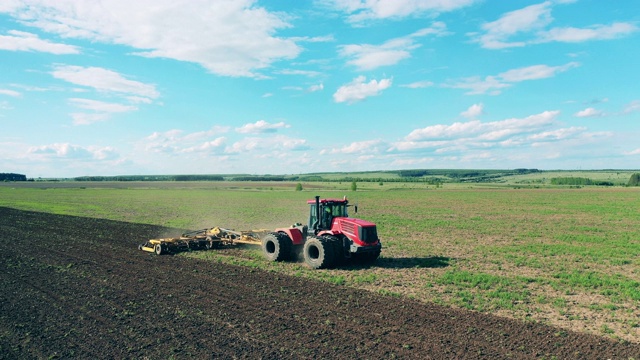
left=1, top=180, right=639, bottom=342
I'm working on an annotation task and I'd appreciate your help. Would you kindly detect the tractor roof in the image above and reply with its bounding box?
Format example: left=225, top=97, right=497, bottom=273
left=307, top=198, right=348, bottom=205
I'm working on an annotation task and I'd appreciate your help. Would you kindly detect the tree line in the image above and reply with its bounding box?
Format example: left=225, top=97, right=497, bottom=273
left=0, top=173, right=27, bottom=181
left=74, top=175, right=224, bottom=181
left=550, top=177, right=613, bottom=186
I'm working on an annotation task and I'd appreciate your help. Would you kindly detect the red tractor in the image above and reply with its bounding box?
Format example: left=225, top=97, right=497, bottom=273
left=261, top=196, right=382, bottom=269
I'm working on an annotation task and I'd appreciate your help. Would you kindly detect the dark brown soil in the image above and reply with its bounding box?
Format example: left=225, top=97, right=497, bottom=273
left=1, top=207, right=637, bottom=359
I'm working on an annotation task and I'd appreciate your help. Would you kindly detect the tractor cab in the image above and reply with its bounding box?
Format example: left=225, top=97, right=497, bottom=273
left=308, top=196, right=351, bottom=232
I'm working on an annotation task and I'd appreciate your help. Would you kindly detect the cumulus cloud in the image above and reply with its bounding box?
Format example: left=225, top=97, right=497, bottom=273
left=387, top=109, right=608, bottom=166
left=3, top=0, right=300, bottom=78
left=333, top=76, right=392, bottom=104
left=397, top=110, right=560, bottom=150
left=573, top=107, right=604, bottom=118
left=235, top=120, right=290, bottom=134
left=471, top=1, right=637, bottom=49
left=226, top=135, right=309, bottom=154
left=143, top=129, right=228, bottom=155
left=28, top=143, right=118, bottom=161
left=330, top=140, right=386, bottom=154
left=460, top=103, right=484, bottom=119
left=307, top=83, right=324, bottom=92
left=323, top=0, right=478, bottom=24
left=0, top=30, right=80, bottom=54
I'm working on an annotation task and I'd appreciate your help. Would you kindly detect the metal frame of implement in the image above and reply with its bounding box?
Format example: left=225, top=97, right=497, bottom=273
left=138, top=227, right=270, bottom=255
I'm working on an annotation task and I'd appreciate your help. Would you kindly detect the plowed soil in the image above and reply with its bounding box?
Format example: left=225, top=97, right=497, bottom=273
left=1, top=207, right=638, bottom=359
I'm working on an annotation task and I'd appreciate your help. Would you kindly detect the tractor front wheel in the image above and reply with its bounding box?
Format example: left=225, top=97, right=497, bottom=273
left=303, top=237, right=335, bottom=269
left=262, top=232, right=292, bottom=262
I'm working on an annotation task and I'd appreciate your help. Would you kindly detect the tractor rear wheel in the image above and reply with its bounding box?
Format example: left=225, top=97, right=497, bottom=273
left=261, top=232, right=292, bottom=262
left=303, top=236, right=335, bottom=269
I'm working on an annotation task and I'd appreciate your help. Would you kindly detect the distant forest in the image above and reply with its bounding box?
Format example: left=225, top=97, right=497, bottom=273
left=5, top=169, right=635, bottom=187
left=68, top=169, right=542, bottom=183
left=0, top=173, right=27, bottom=181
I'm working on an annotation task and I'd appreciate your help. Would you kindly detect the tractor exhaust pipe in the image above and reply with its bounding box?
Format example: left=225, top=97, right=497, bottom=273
left=315, top=195, right=321, bottom=231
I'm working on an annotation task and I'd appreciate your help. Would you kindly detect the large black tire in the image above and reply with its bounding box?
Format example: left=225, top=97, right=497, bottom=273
left=303, top=236, right=336, bottom=269
left=324, top=235, right=346, bottom=266
left=261, top=232, right=292, bottom=262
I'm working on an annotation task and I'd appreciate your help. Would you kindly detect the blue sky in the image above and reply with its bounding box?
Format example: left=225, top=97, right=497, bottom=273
left=1, top=0, right=639, bottom=177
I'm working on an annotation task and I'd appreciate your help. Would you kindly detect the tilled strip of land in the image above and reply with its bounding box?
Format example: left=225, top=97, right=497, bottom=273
left=1, top=207, right=637, bottom=359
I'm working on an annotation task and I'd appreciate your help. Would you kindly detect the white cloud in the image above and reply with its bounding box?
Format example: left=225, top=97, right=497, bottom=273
left=0, top=30, right=80, bottom=54
left=28, top=143, right=118, bottom=161
left=387, top=110, right=611, bottom=167
left=226, top=135, right=309, bottom=154
left=333, top=76, right=392, bottom=104
left=624, top=100, right=640, bottom=114
left=68, top=98, right=137, bottom=125
left=573, top=107, right=604, bottom=118
left=52, top=66, right=159, bottom=100
left=528, top=126, right=586, bottom=141
left=277, top=69, right=323, bottom=77
left=181, top=138, right=227, bottom=154
left=235, top=120, right=290, bottom=134
left=448, top=62, right=579, bottom=95
left=340, top=42, right=412, bottom=71
left=400, top=80, right=433, bottom=89
left=69, top=98, right=137, bottom=113
left=324, top=0, right=478, bottom=24
left=472, top=2, right=637, bottom=49
left=339, top=22, right=447, bottom=71
left=537, top=22, right=638, bottom=43
left=0, top=89, right=21, bottom=97
left=307, top=83, right=324, bottom=92
left=4, top=1, right=300, bottom=78
left=446, top=75, right=510, bottom=95
left=143, top=129, right=228, bottom=155
left=70, top=113, right=110, bottom=125
left=473, top=2, right=553, bottom=49
left=330, top=140, right=386, bottom=154
left=404, top=110, right=559, bottom=142
left=460, top=103, right=484, bottom=119
left=624, top=148, right=640, bottom=156
left=498, top=62, right=579, bottom=82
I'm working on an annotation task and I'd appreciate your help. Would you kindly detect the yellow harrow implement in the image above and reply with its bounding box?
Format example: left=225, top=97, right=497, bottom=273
left=138, top=227, right=270, bottom=255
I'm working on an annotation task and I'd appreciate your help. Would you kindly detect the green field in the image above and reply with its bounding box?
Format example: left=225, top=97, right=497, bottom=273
left=1, top=180, right=639, bottom=342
